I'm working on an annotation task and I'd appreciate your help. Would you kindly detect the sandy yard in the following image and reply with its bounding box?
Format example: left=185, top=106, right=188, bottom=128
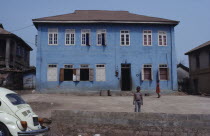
left=20, top=92, right=210, bottom=118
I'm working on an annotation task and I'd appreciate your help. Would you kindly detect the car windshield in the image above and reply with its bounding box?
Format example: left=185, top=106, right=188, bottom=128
left=6, top=93, right=26, bottom=105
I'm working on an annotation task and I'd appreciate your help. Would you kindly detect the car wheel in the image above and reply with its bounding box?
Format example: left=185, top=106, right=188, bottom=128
left=0, top=123, right=10, bottom=136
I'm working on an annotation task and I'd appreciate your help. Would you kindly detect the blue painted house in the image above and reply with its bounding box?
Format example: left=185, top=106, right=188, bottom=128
left=33, top=10, right=179, bottom=92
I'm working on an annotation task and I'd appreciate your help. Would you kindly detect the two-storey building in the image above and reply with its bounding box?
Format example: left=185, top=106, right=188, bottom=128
left=185, top=41, right=210, bottom=94
left=33, top=10, right=179, bottom=92
left=0, top=24, right=33, bottom=89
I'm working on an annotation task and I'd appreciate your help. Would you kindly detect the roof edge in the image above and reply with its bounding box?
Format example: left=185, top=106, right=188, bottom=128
left=33, top=20, right=179, bottom=25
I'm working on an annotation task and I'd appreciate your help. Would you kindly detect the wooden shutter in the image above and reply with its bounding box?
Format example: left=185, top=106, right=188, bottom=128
left=86, top=33, right=90, bottom=45
left=158, top=69, right=160, bottom=80
left=141, top=68, right=144, bottom=81
left=167, top=68, right=170, bottom=80
left=60, top=68, right=64, bottom=81
left=76, top=68, right=80, bottom=81
left=151, top=68, right=153, bottom=80
left=89, top=68, right=94, bottom=81
left=73, top=69, right=77, bottom=81
left=102, top=33, right=105, bottom=46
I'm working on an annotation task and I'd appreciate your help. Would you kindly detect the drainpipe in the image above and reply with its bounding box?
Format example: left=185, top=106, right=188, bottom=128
left=170, top=26, right=175, bottom=90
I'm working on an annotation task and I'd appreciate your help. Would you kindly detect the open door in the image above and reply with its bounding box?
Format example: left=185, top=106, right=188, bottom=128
left=121, top=64, right=131, bottom=91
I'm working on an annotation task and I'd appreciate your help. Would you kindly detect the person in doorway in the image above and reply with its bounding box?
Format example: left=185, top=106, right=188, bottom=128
left=133, top=86, right=143, bottom=112
left=156, top=80, right=161, bottom=98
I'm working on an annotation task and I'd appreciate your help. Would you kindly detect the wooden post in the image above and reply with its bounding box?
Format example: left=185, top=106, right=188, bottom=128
left=5, top=38, right=10, bottom=68
left=13, top=40, right=17, bottom=67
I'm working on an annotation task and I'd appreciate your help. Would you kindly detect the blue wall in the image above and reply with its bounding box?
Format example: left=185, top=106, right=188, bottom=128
left=36, top=23, right=178, bottom=92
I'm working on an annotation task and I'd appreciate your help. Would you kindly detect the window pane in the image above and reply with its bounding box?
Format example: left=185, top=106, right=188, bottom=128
left=6, top=94, right=26, bottom=105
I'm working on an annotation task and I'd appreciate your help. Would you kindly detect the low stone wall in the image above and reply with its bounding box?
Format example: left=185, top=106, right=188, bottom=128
left=50, top=110, right=210, bottom=136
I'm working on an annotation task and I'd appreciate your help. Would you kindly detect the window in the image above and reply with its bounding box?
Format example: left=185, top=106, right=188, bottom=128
left=97, top=29, right=106, bottom=46
left=6, top=94, right=26, bottom=105
left=195, top=54, right=200, bottom=69
left=81, top=29, right=90, bottom=46
left=64, top=64, right=73, bottom=69
left=65, top=29, right=75, bottom=45
left=120, top=30, right=130, bottom=46
left=142, top=64, right=152, bottom=80
left=158, top=31, right=167, bottom=46
left=47, top=64, right=57, bottom=81
left=79, top=65, right=94, bottom=81
left=96, top=64, right=106, bottom=81
left=16, top=46, right=21, bottom=56
left=61, top=65, right=74, bottom=81
left=48, top=28, right=58, bottom=45
left=159, top=64, right=169, bottom=80
left=143, top=30, right=152, bottom=46
left=80, top=64, right=89, bottom=81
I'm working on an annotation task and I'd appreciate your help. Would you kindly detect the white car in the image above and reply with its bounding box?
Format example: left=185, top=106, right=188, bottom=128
left=0, top=87, right=49, bottom=136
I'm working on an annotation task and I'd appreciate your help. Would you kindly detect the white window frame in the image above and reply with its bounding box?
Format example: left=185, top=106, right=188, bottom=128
left=120, top=30, right=130, bottom=46
left=97, top=29, right=106, bottom=46
left=159, top=64, right=169, bottom=80
left=80, top=64, right=89, bottom=68
left=48, top=28, right=58, bottom=45
left=47, top=64, right=57, bottom=81
left=142, top=64, right=153, bottom=81
left=158, top=31, right=167, bottom=46
left=81, top=29, right=91, bottom=46
left=143, top=30, right=152, bottom=46
left=64, top=64, right=74, bottom=69
left=96, top=64, right=106, bottom=81
left=65, top=29, right=75, bottom=45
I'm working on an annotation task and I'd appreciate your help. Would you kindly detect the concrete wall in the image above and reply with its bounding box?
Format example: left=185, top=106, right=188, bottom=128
left=188, top=49, right=210, bottom=94
left=51, top=110, right=210, bottom=136
left=36, top=23, right=178, bottom=92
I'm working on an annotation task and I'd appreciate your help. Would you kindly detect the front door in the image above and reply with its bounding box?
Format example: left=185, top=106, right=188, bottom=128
left=121, top=64, right=131, bottom=91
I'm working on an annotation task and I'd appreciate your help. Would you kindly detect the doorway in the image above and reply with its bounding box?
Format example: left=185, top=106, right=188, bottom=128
left=193, top=79, right=198, bottom=94
left=121, top=64, right=131, bottom=91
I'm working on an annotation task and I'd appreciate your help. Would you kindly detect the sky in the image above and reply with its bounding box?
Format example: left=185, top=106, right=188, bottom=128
left=0, top=0, right=209, bottom=66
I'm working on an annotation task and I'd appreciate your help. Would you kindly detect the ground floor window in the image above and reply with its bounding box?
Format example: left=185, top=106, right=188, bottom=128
left=159, top=64, right=169, bottom=80
left=142, top=64, right=152, bottom=80
left=96, top=64, right=106, bottom=81
left=80, top=68, right=89, bottom=81
left=59, top=64, right=94, bottom=81
left=47, top=64, right=57, bottom=81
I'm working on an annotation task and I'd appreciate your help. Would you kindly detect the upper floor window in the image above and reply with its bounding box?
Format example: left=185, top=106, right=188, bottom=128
left=81, top=29, right=90, bottom=46
left=142, top=64, right=152, bottom=80
left=120, top=30, right=130, bottom=46
left=195, top=54, right=200, bottom=69
left=158, top=31, right=167, bottom=46
left=48, top=28, right=58, bottom=45
left=159, top=64, right=169, bottom=80
left=65, top=29, right=75, bottom=45
left=97, top=29, right=106, bottom=46
left=143, top=30, right=152, bottom=46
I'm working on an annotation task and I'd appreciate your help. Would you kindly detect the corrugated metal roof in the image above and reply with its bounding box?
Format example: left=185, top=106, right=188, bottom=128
left=0, top=27, right=33, bottom=51
left=33, top=10, right=179, bottom=25
left=185, top=41, right=210, bottom=55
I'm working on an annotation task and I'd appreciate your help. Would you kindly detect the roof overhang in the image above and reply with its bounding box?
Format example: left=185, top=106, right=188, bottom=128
left=33, top=20, right=179, bottom=29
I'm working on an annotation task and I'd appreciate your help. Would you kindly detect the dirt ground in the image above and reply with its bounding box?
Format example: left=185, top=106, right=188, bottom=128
left=20, top=92, right=210, bottom=118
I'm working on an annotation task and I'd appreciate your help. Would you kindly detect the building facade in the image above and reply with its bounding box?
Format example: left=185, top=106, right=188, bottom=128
left=185, top=41, right=210, bottom=94
left=33, top=10, right=179, bottom=92
left=0, top=24, right=33, bottom=89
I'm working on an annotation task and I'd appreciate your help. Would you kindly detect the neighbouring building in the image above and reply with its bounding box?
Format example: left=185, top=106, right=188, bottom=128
left=0, top=24, right=33, bottom=89
left=185, top=41, right=210, bottom=94
left=177, top=63, right=189, bottom=92
left=33, top=10, right=179, bottom=92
